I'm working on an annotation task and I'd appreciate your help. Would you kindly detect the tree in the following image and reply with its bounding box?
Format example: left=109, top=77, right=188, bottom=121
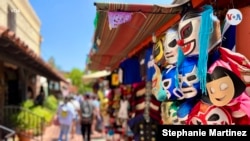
left=67, top=68, right=91, bottom=94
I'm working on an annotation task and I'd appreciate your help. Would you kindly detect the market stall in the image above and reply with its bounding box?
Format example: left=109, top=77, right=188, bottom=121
left=87, top=0, right=250, bottom=140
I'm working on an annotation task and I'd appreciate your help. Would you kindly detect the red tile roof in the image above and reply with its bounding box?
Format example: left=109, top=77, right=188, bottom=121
left=0, top=26, right=67, bottom=83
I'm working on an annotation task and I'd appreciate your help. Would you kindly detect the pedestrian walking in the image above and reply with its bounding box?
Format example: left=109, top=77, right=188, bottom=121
left=69, top=95, right=81, bottom=139
left=79, top=93, right=95, bottom=141
left=57, top=96, right=76, bottom=141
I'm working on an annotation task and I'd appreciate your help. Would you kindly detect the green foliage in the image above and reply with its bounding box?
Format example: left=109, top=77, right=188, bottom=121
left=43, top=95, right=58, bottom=113
left=32, top=106, right=53, bottom=123
left=21, top=99, right=34, bottom=109
left=16, top=110, right=39, bottom=131
left=68, top=68, right=83, bottom=86
left=66, top=68, right=91, bottom=93
left=16, top=99, right=55, bottom=133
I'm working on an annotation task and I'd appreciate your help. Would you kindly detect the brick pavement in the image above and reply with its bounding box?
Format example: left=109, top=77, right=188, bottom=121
left=41, top=124, right=106, bottom=141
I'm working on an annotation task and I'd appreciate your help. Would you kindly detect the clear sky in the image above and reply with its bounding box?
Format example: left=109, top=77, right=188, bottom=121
left=29, top=0, right=173, bottom=72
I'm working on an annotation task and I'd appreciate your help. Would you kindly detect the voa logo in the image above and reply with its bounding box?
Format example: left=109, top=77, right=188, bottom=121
left=226, top=9, right=243, bottom=25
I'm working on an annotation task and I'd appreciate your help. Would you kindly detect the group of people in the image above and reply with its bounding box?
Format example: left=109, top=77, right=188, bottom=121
left=56, top=92, right=103, bottom=141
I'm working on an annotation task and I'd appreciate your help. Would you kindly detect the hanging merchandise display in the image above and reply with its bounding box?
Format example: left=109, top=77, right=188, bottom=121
left=153, top=34, right=167, bottom=67
left=128, top=81, right=161, bottom=141
left=89, top=1, right=250, bottom=141
left=163, top=25, right=179, bottom=65
left=156, top=4, right=250, bottom=125
left=119, top=57, right=142, bottom=85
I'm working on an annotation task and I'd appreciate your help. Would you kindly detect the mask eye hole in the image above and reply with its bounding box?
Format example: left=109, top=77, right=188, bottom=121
left=196, top=120, right=202, bottom=125
left=153, top=41, right=162, bottom=58
left=187, top=75, right=197, bottom=81
left=163, top=81, right=169, bottom=87
left=180, top=22, right=193, bottom=39
left=168, top=39, right=177, bottom=47
left=191, top=118, right=203, bottom=125
left=208, top=114, right=220, bottom=121
left=173, top=119, right=178, bottom=123
left=163, top=79, right=171, bottom=89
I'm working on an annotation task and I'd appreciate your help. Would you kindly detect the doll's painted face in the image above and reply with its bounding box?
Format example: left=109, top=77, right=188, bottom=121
left=206, top=66, right=246, bottom=106
left=163, top=28, right=179, bottom=64
left=188, top=102, right=233, bottom=125
left=178, top=57, right=201, bottom=99
left=162, top=66, right=184, bottom=100
left=206, top=76, right=234, bottom=107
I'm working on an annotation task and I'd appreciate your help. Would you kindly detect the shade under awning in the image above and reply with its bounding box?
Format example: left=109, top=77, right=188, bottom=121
left=0, top=26, right=67, bottom=83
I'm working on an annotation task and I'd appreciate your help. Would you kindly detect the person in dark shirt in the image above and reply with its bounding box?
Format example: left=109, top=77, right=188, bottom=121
left=35, top=86, right=45, bottom=106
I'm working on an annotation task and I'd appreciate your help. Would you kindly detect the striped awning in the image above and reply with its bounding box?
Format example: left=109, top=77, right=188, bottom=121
left=87, top=2, right=189, bottom=71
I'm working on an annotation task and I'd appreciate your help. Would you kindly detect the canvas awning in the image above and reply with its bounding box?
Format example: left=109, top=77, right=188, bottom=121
left=87, top=0, right=250, bottom=71
left=82, top=70, right=111, bottom=84
left=86, top=0, right=209, bottom=71
left=0, top=26, right=67, bottom=83
left=83, top=70, right=111, bottom=80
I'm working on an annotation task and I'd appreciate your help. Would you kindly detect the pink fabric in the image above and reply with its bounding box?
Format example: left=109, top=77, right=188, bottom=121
left=229, top=92, right=250, bottom=118
left=108, top=12, right=133, bottom=28
left=208, top=57, right=250, bottom=118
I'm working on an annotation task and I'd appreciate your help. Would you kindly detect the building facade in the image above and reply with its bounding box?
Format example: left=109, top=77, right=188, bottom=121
left=0, top=0, right=66, bottom=123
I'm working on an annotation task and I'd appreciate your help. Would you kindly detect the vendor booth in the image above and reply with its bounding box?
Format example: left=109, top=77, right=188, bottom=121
left=87, top=0, right=250, bottom=140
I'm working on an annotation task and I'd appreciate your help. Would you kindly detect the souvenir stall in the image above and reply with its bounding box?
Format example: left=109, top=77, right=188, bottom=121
left=87, top=1, right=193, bottom=140
left=152, top=0, right=250, bottom=126
left=105, top=50, right=161, bottom=140
left=87, top=0, right=250, bottom=140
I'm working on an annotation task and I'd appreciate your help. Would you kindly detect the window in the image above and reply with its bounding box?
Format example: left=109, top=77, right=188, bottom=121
left=7, top=6, right=16, bottom=32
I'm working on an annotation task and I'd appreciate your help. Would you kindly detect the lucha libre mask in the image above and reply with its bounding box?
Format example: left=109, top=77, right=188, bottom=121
left=162, top=66, right=184, bottom=100
left=178, top=56, right=201, bottom=99
left=168, top=101, right=182, bottom=125
left=161, top=101, right=173, bottom=124
left=177, top=6, right=221, bottom=56
left=153, top=35, right=166, bottom=66
left=163, top=26, right=179, bottom=64
left=152, top=63, right=167, bottom=101
left=187, top=101, right=234, bottom=125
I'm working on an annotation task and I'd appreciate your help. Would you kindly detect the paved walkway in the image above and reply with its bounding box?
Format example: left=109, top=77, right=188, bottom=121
left=41, top=124, right=106, bottom=141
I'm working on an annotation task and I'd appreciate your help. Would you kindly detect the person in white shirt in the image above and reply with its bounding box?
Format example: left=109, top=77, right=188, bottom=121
left=69, top=95, right=81, bottom=139
left=57, top=96, right=76, bottom=141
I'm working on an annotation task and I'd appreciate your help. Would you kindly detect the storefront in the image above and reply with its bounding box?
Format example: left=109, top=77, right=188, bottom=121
left=87, top=0, right=250, bottom=140
left=0, top=26, right=67, bottom=108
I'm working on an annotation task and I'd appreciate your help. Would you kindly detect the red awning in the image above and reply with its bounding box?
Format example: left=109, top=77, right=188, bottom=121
left=0, top=26, right=67, bottom=83
left=87, top=2, right=189, bottom=71
left=87, top=0, right=250, bottom=71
